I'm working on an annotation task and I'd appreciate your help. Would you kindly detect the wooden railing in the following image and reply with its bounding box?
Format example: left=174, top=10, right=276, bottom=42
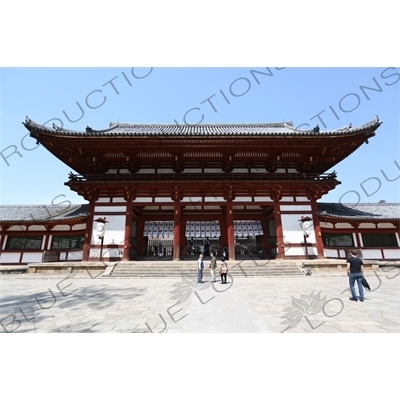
left=67, top=171, right=338, bottom=183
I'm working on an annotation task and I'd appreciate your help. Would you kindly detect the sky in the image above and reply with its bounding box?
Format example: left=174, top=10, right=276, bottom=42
left=1, top=1, right=400, bottom=395
left=1, top=67, right=399, bottom=206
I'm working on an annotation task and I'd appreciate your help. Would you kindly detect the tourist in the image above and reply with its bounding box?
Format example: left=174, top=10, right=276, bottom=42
left=222, top=245, right=228, bottom=259
left=158, top=243, right=163, bottom=260
left=219, top=257, right=228, bottom=284
left=346, top=249, right=364, bottom=302
left=209, top=252, right=217, bottom=282
left=197, top=253, right=205, bottom=283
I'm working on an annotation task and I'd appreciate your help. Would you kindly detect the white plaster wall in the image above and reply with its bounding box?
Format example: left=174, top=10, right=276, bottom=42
left=284, top=246, right=317, bottom=257
left=204, top=197, right=225, bottom=202
left=324, top=248, right=339, bottom=258
left=72, top=223, right=86, bottom=231
left=89, top=248, right=98, bottom=258
left=22, top=252, right=42, bottom=263
left=296, top=197, right=309, bottom=202
left=67, top=251, right=83, bottom=261
left=334, top=223, right=353, bottom=229
left=94, top=206, right=127, bottom=212
left=281, top=214, right=316, bottom=244
left=204, top=168, right=224, bottom=173
left=377, top=223, right=397, bottom=228
left=102, top=248, right=122, bottom=258
left=0, top=252, right=20, bottom=263
left=251, top=168, right=265, bottom=173
left=254, top=197, right=271, bottom=202
left=155, top=198, right=173, bottom=203
left=320, top=221, right=334, bottom=228
left=358, top=223, right=377, bottom=229
left=91, top=215, right=126, bottom=246
left=52, top=225, right=71, bottom=231
left=280, top=205, right=312, bottom=211
left=28, top=225, right=46, bottom=231
left=281, top=197, right=294, bottom=202
left=184, top=169, right=202, bottom=173
left=234, top=197, right=252, bottom=202
left=98, top=197, right=111, bottom=202
left=361, top=249, right=383, bottom=259
left=8, top=226, right=26, bottom=231
left=338, top=249, right=348, bottom=259
left=134, top=198, right=153, bottom=202
left=1, top=235, right=6, bottom=250
left=158, top=168, right=174, bottom=173
left=89, top=248, right=121, bottom=258
left=113, top=197, right=126, bottom=203
left=382, top=249, right=400, bottom=259
left=184, top=197, right=202, bottom=202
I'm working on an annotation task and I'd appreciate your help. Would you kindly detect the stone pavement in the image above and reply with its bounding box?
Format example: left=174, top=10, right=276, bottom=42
left=1, top=268, right=399, bottom=333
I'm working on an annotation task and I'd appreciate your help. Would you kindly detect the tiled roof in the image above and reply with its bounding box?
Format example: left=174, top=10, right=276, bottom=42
left=1, top=203, right=398, bottom=224
left=23, top=117, right=382, bottom=137
left=0, top=204, right=88, bottom=223
left=317, top=203, right=400, bottom=220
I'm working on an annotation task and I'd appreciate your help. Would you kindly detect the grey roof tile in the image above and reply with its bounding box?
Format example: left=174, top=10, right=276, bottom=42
left=2, top=203, right=398, bottom=224
left=23, top=117, right=382, bottom=137
left=0, top=204, right=88, bottom=223
left=317, top=203, right=400, bottom=220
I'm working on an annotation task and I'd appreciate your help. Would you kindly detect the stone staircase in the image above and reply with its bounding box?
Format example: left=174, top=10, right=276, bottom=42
left=108, top=260, right=302, bottom=278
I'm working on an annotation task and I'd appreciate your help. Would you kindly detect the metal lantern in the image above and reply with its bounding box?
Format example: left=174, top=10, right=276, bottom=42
left=299, top=216, right=313, bottom=259
left=95, top=217, right=108, bottom=261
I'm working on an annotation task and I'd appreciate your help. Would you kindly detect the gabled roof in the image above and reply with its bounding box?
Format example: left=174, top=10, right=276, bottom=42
left=23, top=117, right=382, bottom=137
left=0, top=204, right=88, bottom=224
left=317, top=203, right=400, bottom=221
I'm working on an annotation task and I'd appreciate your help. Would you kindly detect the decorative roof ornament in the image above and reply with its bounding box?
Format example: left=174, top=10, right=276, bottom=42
left=375, top=115, right=379, bottom=123
left=313, top=125, right=320, bottom=133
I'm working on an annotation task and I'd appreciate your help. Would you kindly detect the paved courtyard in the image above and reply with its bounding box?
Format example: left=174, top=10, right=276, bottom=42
left=1, top=268, right=399, bottom=333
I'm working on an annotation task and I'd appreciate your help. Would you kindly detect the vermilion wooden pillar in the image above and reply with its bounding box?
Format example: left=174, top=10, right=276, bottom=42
left=273, top=198, right=285, bottom=259
left=173, top=200, right=181, bottom=261
left=136, top=218, right=145, bottom=259
left=226, top=200, right=235, bottom=261
left=310, top=199, right=325, bottom=258
left=82, top=201, right=95, bottom=261
left=123, top=200, right=133, bottom=261
left=181, top=217, right=187, bottom=259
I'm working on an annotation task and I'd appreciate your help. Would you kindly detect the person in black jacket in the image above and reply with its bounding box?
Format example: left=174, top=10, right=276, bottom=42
left=346, top=249, right=364, bottom=302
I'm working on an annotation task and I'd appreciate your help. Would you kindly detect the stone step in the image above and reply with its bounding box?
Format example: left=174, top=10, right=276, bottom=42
left=109, top=263, right=302, bottom=277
